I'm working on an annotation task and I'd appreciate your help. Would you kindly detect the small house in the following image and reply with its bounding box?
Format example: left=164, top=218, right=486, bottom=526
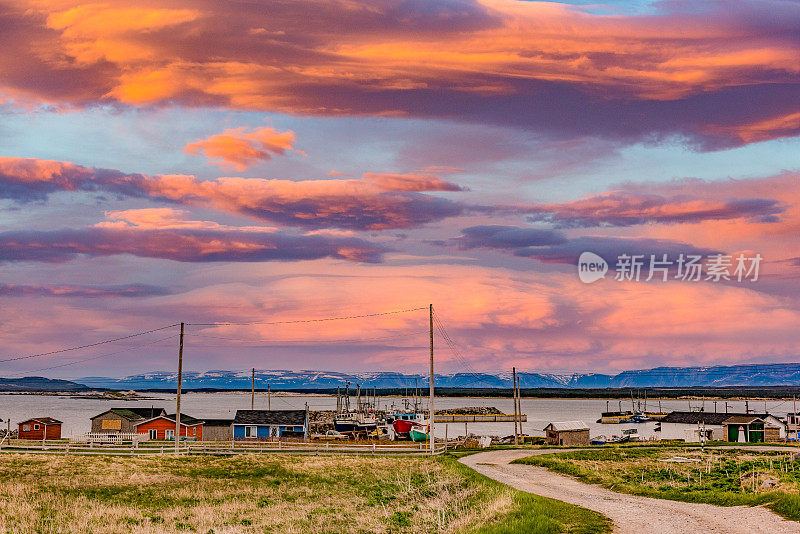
left=202, top=418, right=234, bottom=441
left=135, top=414, right=204, bottom=441
left=91, top=407, right=166, bottom=434
left=723, top=416, right=766, bottom=443
left=18, top=417, right=62, bottom=440
left=233, top=410, right=308, bottom=440
left=544, top=421, right=590, bottom=446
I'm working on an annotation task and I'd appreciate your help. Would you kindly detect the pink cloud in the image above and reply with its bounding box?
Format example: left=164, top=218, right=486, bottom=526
left=0, top=157, right=467, bottom=230
left=184, top=126, right=301, bottom=170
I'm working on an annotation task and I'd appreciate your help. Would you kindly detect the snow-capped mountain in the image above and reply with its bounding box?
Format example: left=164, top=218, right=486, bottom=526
left=77, top=363, right=800, bottom=390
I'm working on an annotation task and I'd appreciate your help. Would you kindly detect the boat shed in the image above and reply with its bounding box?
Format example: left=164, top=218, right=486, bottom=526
left=18, top=417, right=62, bottom=440
left=544, top=421, right=590, bottom=446
left=233, top=410, right=308, bottom=440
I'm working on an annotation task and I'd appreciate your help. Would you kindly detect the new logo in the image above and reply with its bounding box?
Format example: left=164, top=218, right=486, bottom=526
left=578, top=251, right=608, bottom=283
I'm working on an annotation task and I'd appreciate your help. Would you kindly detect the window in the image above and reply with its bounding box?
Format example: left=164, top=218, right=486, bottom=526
left=148, top=429, right=157, bottom=440
left=33, top=424, right=40, bottom=430
left=245, top=426, right=257, bottom=438
left=165, top=429, right=175, bottom=440
left=22, top=424, right=30, bottom=431
left=192, top=427, right=196, bottom=435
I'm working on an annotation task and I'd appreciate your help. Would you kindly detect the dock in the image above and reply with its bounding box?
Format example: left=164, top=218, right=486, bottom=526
left=434, top=414, right=527, bottom=423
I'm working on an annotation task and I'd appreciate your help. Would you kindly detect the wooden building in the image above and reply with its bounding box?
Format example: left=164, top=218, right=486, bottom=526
left=544, top=421, right=590, bottom=446
left=18, top=417, right=62, bottom=440
left=201, top=418, right=234, bottom=441
left=232, top=410, right=307, bottom=440
left=90, top=407, right=166, bottom=434
left=135, top=414, right=204, bottom=441
left=659, top=411, right=785, bottom=442
left=723, top=415, right=766, bottom=443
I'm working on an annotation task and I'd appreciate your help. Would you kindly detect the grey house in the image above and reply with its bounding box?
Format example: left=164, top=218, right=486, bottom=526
left=90, top=407, right=166, bottom=434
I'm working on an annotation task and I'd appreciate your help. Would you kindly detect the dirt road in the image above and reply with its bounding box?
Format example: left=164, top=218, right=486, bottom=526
left=460, top=449, right=799, bottom=534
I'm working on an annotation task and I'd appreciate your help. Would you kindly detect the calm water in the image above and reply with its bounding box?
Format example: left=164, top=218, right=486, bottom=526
left=0, top=393, right=786, bottom=440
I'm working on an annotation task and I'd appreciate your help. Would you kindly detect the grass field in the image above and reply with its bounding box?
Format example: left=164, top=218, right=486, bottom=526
left=0, top=453, right=610, bottom=533
left=514, top=447, right=800, bottom=522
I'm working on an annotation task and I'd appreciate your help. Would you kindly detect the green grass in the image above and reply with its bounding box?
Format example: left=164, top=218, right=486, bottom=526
left=0, top=452, right=611, bottom=533
left=513, top=447, right=800, bottom=522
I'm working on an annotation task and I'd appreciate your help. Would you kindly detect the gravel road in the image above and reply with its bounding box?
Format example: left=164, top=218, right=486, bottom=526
left=459, top=448, right=799, bottom=534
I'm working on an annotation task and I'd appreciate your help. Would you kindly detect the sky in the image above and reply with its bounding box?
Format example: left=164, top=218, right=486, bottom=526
left=1, top=0, right=799, bottom=379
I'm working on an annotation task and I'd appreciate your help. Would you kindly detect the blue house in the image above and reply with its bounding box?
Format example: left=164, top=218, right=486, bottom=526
left=232, top=409, right=308, bottom=440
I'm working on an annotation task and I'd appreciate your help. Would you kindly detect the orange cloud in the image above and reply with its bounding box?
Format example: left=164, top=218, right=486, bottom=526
left=184, top=126, right=301, bottom=170
left=2, top=0, right=799, bottom=146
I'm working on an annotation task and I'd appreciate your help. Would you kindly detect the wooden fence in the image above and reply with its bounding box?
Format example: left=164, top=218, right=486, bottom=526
left=0, top=438, right=446, bottom=456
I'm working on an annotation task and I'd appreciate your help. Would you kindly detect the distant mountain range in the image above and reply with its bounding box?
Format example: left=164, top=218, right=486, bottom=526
left=76, top=363, right=800, bottom=390
left=0, top=376, right=89, bottom=392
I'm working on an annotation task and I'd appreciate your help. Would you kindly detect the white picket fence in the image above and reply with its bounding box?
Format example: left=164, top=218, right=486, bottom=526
left=71, top=433, right=144, bottom=444
left=0, top=438, right=446, bottom=456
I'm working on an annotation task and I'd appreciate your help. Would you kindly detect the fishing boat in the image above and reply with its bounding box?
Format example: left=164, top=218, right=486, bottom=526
left=333, top=412, right=378, bottom=435
left=409, top=426, right=429, bottom=442
left=390, top=412, right=425, bottom=437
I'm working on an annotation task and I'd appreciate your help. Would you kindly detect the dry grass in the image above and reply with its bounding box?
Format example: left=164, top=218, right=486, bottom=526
left=0, top=454, right=517, bottom=534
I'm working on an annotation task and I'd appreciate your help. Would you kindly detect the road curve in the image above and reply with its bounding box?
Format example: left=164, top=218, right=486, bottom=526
left=459, top=449, right=798, bottom=534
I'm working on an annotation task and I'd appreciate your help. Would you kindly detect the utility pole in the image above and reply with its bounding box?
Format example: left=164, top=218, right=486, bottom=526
left=516, top=375, right=523, bottom=438
left=268, top=384, right=271, bottom=410
left=429, top=303, right=435, bottom=455
left=512, top=367, right=519, bottom=445
left=175, top=322, right=184, bottom=455
left=251, top=368, right=255, bottom=410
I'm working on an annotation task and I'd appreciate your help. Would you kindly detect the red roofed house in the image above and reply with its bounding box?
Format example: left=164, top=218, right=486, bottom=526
left=135, top=414, right=204, bottom=441
left=18, top=417, right=62, bottom=440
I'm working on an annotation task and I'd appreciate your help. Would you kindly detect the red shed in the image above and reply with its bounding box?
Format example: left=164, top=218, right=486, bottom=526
left=18, top=417, right=62, bottom=440
left=135, top=414, right=204, bottom=441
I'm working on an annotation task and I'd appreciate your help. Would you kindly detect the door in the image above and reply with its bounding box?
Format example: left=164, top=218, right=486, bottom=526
left=165, top=429, right=175, bottom=440
left=148, top=429, right=157, bottom=440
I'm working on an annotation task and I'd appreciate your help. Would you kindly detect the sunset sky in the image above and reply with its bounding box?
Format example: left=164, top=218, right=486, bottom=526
left=1, top=0, right=799, bottom=379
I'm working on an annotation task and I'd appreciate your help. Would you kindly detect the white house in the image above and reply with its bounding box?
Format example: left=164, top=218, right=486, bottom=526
left=659, top=411, right=786, bottom=442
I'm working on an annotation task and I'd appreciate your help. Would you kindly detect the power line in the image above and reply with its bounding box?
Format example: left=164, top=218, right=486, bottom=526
left=188, top=329, right=428, bottom=345
left=186, top=306, right=428, bottom=326
left=7, top=333, right=178, bottom=376
left=0, top=323, right=180, bottom=364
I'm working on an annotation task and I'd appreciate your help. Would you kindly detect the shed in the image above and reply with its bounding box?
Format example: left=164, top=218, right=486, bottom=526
left=90, top=407, right=166, bottom=434
left=135, top=413, right=204, bottom=441
left=723, top=416, right=765, bottom=443
left=18, top=417, right=62, bottom=440
left=543, top=421, right=590, bottom=446
left=658, top=411, right=784, bottom=442
left=202, top=418, right=234, bottom=441
left=233, top=410, right=308, bottom=440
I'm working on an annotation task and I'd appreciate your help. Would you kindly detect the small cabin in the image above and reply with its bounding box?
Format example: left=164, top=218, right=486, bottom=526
left=544, top=421, right=590, bottom=446
left=723, top=416, right=766, bottom=443
left=233, top=410, right=307, bottom=440
left=91, top=407, right=166, bottom=434
left=18, top=417, right=62, bottom=440
left=202, top=418, right=234, bottom=441
left=135, top=414, right=203, bottom=441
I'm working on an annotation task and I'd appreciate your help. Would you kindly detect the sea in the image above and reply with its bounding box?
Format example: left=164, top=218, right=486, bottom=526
left=0, top=393, right=789, bottom=440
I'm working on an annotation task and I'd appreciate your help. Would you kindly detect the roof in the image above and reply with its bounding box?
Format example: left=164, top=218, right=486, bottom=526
left=136, top=413, right=204, bottom=427
left=202, top=418, right=234, bottom=426
left=543, top=421, right=589, bottom=432
left=722, top=415, right=765, bottom=425
left=19, top=417, right=62, bottom=425
left=91, top=407, right=166, bottom=421
left=661, top=411, right=779, bottom=426
left=233, top=410, right=307, bottom=426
